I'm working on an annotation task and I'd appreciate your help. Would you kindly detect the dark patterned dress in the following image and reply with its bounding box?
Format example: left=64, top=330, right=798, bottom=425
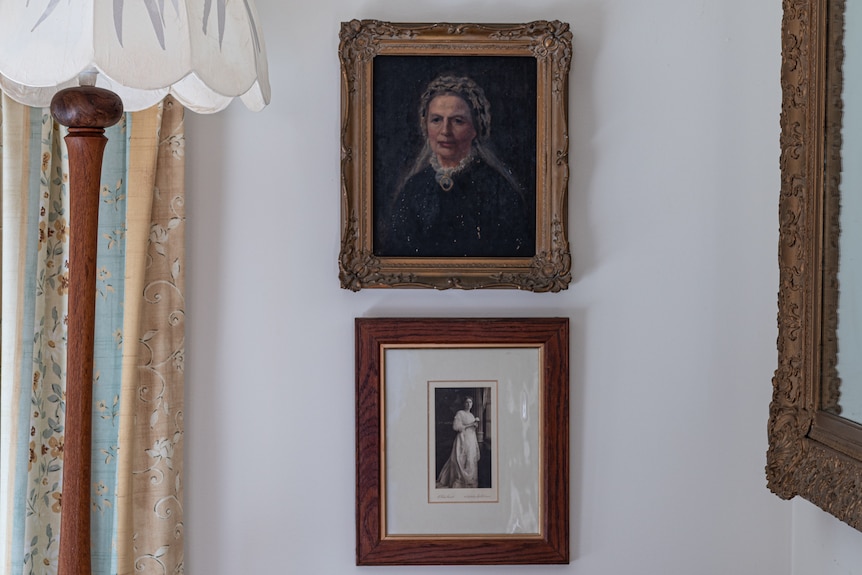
left=382, top=157, right=533, bottom=257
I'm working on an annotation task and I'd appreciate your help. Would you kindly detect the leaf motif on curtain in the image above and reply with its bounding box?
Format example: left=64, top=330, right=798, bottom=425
left=22, top=109, right=69, bottom=575
left=127, top=95, right=186, bottom=575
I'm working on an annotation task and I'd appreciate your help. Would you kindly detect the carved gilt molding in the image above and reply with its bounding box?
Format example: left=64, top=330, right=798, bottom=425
left=767, top=0, right=862, bottom=531
left=338, top=20, right=572, bottom=291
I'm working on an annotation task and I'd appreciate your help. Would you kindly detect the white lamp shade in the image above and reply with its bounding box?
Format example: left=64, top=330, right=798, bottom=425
left=0, top=0, right=270, bottom=113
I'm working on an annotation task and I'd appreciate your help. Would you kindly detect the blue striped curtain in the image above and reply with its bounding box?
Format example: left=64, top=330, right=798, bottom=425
left=0, top=94, right=186, bottom=575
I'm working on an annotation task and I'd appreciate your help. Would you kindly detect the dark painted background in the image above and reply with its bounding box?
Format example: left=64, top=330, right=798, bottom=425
left=372, top=55, right=538, bottom=255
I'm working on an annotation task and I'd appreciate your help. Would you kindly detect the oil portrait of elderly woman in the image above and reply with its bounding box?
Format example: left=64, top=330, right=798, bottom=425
left=339, top=20, right=572, bottom=292
left=372, top=56, right=537, bottom=258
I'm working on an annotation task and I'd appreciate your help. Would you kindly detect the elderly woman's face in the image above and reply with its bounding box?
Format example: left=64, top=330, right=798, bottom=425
left=426, top=94, right=476, bottom=168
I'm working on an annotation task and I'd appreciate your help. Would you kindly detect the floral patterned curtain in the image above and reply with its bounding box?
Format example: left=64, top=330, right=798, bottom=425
left=0, top=93, right=186, bottom=575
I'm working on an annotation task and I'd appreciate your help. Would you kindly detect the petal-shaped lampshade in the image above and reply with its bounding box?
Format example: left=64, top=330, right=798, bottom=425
left=0, top=0, right=270, bottom=113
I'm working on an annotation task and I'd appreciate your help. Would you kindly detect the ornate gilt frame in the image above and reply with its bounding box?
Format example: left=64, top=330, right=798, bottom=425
left=767, top=0, right=862, bottom=530
left=338, top=20, right=572, bottom=291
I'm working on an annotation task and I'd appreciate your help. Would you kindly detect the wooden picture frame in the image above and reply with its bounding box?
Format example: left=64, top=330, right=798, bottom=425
left=767, top=0, right=862, bottom=531
left=355, top=317, right=569, bottom=565
left=339, top=21, right=572, bottom=292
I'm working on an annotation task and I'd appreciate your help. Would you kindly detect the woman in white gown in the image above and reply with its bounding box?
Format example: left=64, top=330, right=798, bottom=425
left=436, top=397, right=481, bottom=488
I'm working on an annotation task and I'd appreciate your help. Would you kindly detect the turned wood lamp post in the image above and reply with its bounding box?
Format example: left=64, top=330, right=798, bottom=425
left=0, top=3, right=270, bottom=573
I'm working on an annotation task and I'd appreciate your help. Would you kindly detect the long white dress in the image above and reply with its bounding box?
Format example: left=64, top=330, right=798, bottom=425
left=436, top=409, right=480, bottom=488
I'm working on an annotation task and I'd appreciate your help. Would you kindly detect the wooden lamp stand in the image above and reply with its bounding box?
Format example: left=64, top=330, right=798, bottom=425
left=50, top=85, right=123, bottom=575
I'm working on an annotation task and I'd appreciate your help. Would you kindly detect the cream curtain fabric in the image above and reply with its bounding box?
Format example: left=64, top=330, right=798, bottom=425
left=0, top=93, right=186, bottom=575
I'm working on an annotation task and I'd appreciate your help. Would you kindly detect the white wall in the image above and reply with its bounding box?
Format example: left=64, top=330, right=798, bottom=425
left=179, top=0, right=858, bottom=573
left=792, top=500, right=862, bottom=575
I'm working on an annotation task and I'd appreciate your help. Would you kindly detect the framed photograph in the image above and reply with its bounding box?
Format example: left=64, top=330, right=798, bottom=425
left=428, top=381, right=499, bottom=504
left=339, top=21, right=573, bottom=292
left=355, top=318, right=569, bottom=565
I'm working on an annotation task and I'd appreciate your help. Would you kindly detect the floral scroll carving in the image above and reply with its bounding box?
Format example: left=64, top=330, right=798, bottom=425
left=767, top=0, right=862, bottom=531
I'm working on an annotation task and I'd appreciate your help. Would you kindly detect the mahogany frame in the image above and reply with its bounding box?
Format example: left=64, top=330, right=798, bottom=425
left=355, top=317, right=569, bottom=565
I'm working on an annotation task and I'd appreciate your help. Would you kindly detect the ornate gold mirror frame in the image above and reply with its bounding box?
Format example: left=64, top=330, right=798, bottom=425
left=767, top=0, right=862, bottom=529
